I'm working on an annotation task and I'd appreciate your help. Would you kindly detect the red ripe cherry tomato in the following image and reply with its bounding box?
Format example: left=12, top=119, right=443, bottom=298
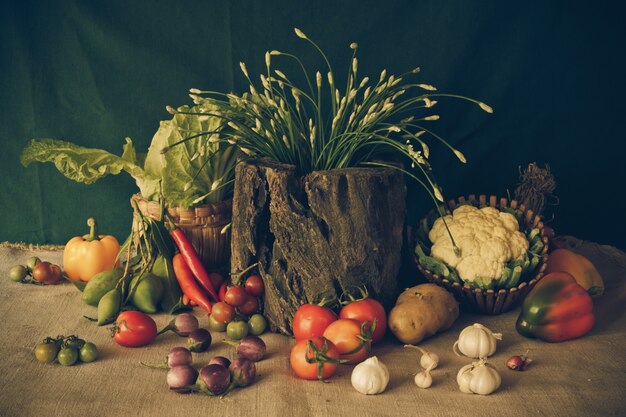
left=290, top=336, right=341, bottom=380
left=292, top=304, right=337, bottom=341
left=323, top=318, right=371, bottom=364
left=238, top=296, right=259, bottom=316
left=339, top=298, right=387, bottom=344
left=224, top=286, right=248, bottom=307
left=244, top=275, right=265, bottom=297
left=218, top=282, right=228, bottom=302
left=113, top=311, right=157, bottom=348
left=211, top=301, right=236, bottom=323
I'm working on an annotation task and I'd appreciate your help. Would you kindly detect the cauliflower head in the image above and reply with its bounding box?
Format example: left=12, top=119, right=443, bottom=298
left=428, top=205, right=528, bottom=285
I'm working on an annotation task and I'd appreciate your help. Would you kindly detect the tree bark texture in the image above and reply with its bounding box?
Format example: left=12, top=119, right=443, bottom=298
left=230, top=159, right=406, bottom=335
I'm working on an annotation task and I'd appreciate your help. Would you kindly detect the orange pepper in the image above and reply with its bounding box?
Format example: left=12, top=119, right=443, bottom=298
left=63, top=217, right=120, bottom=282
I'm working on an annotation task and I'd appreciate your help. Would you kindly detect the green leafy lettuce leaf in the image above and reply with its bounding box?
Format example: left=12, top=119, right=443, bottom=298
left=20, top=103, right=238, bottom=207
left=20, top=137, right=161, bottom=200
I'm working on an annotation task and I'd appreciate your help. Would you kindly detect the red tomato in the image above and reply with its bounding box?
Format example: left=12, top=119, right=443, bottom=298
left=290, top=336, right=341, bottom=380
left=113, top=311, right=157, bottom=348
left=244, top=275, right=265, bottom=297
left=212, top=301, right=236, bottom=323
left=238, top=296, right=259, bottom=316
left=292, top=304, right=337, bottom=341
left=224, top=286, right=248, bottom=307
left=218, top=282, right=228, bottom=302
left=339, top=298, right=387, bottom=344
left=323, top=318, right=371, bottom=364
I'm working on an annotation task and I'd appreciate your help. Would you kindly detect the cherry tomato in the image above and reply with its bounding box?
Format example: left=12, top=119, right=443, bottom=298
left=218, top=282, right=228, bottom=302
left=290, top=336, right=341, bottom=380
left=292, top=304, right=337, bottom=341
left=339, top=298, right=387, bottom=344
left=226, top=321, right=249, bottom=340
left=34, top=342, right=58, bottom=363
left=113, top=311, right=157, bottom=348
left=224, top=286, right=248, bottom=307
left=9, top=265, right=28, bottom=282
left=248, top=314, right=267, bottom=336
left=211, top=301, right=236, bottom=323
left=208, top=314, right=227, bottom=332
left=25, top=256, right=41, bottom=270
left=57, top=347, right=78, bottom=366
left=244, top=275, right=265, bottom=297
left=31, top=261, right=62, bottom=284
left=79, top=342, right=98, bottom=363
left=323, top=318, right=371, bottom=364
left=208, top=272, right=224, bottom=291
left=238, top=296, right=259, bottom=316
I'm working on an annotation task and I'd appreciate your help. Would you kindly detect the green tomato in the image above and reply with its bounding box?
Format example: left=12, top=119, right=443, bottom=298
left=9, top=265, right=28, bottom=282
left=25, top=256, right=41, bottom=270
left=226, top=321, right=249, bottom=340
left=34, top=342, right=59, bottom=363
left=57, top=347, right=79, bottom=366
left=208, top=314, right=227, bottom=332
left=248, top=314, right=267, bottom=336
left=79, top=342, right=98, bottom=363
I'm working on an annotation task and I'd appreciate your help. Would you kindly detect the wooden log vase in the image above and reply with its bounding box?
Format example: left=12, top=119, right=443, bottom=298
left=230, top=159, right=406, bottom=335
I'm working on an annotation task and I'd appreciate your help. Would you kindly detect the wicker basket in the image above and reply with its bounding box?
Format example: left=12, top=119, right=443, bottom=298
left=131, top=194, right=232, bottom=269
left=415, top=194, right=550, bottom=315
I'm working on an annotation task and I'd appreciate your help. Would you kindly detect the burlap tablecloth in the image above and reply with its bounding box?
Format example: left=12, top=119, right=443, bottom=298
left=0, top=239, right=624, bottom=417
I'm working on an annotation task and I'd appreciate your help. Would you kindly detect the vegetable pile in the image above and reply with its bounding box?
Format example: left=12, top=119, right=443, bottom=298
left=9, top=256, right=62, bottom=285
left=34, top=335, right=98, bottom=366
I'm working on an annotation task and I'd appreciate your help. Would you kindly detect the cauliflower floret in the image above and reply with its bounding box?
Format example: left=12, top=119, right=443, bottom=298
left=456, top=256, right=504, bottom=286
left=427, top=204, right=529, bottom=282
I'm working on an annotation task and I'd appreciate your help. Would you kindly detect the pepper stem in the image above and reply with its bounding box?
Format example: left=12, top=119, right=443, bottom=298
left=86, top=217, right=99, bottom=241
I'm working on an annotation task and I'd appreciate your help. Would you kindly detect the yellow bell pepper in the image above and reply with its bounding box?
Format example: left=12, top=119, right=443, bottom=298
left=63, top=217, right=120, bottom=282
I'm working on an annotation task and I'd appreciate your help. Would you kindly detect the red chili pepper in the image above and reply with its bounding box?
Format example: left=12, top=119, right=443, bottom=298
left=168, top=221, right=219, bottom=301
left=172, top=253, right=212, bottom=313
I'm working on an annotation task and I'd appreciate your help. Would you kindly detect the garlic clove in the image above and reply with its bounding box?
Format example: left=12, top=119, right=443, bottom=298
left=414, top=370, right=432, bottom=388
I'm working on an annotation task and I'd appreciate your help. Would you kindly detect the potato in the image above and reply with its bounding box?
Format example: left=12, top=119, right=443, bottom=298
left=388, top=284, right=459, bottom=344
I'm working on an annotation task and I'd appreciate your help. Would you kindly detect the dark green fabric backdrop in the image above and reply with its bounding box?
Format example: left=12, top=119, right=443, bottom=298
left=1, top=0, right=625, bottom=248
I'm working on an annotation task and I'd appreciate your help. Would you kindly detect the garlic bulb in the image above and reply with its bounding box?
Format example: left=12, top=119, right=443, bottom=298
left=414, top=369, right=432, bottom=388
left=453, top=323, right=502, bottom=358
left=351, top=356, right=389, bottom=395
left=457, top=359, right=501, bottom=395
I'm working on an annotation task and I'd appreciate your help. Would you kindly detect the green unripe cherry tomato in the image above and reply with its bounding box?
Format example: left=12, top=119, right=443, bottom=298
left=34, top=342, right=59, bottom=363
left=226, top=321, right=249, bottom=340
left=25, top=256, right=41, bottom=270
left=248, top=314, right=267, bottom=336
left=208, top=314, right=227, bottom=332
left=57, top=347, right=79, bottom=366
left=79, top=342, right=98, bottom=363
left=9, top=265, right=28, bottom=282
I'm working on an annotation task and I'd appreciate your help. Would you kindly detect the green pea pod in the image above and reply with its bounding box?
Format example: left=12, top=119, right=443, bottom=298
left=82, top=269, right=124, bottom=306
left=97, top=288, right=121, bottom=325
left=130, top=273, right=163, bottom=314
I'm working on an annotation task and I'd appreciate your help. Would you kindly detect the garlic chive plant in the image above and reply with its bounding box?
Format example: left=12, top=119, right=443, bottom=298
left=166, top=28, right=492, bottom=212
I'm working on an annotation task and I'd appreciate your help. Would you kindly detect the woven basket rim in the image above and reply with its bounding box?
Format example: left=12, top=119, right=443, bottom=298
left=413, top=193, right=550, bottom=310
left=131, top=193, right=232, bottom=225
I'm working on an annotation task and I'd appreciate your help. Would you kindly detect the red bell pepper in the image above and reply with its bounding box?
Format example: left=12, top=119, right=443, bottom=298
left=516, top=271, right=594, bottom=342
